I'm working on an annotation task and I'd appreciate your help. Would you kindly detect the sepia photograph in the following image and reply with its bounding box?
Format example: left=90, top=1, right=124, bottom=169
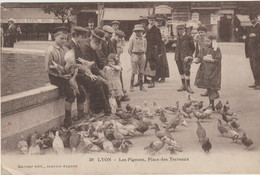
left=1, top=1, right=260, bottom=174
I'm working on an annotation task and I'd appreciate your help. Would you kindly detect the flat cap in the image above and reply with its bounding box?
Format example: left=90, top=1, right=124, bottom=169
left=111, top=20, right=120, bottom=25
left=103, top=25, right=114, bottom=34
left=52, top=26, right=70, bottom=34
left=115, top=30, right=125, bottom=37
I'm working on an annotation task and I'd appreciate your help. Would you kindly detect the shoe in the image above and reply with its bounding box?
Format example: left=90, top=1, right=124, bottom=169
left=130, top=86, right=134, bottom=92
left=140, top=86, right=147, bottom=91
left=144, top=78, right=150, bottom=84
left=254, top=85, right=260, bottom=90
left=177, top=84, right=186, bottom=91
left=158, top=78, right=165, bottom=83
left=148, top=82, right=155, bottom=88
left=121, top=96, right=131, bottom=101
left=249, top=84, right=256, bottom=88
left=186, top=86, right=194, bottom=94
left=200, top=91, right=208, bottom=97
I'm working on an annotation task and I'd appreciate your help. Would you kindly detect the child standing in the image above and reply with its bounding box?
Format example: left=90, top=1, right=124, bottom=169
left=194, top=35, right=222, bottom=111
left=128, top=24, right=147, bottom=92
left=103, top=54, right=124, bottom=110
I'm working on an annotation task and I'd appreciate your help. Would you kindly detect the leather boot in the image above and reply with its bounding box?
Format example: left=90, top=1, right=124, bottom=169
left=148, top=80, right=155, bottom=88
left=140, top=80, right=146, bottom=91
left=186, top=86, right=194, bottom=94
left=200, top=91, right=209, bottom=97
left=177, top=84, right=186, bottom=91
left=177, top=78, right=186, bottom=91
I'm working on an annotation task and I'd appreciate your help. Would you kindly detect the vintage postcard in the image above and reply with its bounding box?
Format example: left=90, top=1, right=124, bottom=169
left=1, top=1, right=260, bottom=174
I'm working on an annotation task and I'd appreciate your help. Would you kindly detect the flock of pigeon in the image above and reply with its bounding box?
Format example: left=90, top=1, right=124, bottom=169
left=16, top=95, right=253, bottom=155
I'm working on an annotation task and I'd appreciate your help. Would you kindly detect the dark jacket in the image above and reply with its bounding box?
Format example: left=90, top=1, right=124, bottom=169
left=145, top=25, right=162, bottom=70
left=175, top=33, right=195, bottom=61
left=194, top=47, right=222, bottom=90
left=66, top=39, right=82, bottom=61
left=79, top=38, right=102, bottom=76
left=96, top=39, right=116, bottom=69
left=245, top=23, right=260, bottom=59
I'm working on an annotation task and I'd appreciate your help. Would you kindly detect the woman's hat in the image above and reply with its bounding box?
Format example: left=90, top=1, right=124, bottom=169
left=52, top=26, right=70, bottom=34
left=103, top=25, right=114, bottom=34
left=138, top=16, right=148, bottom=22
left=197, top=25, right=207, bottom=32
left=133, top=24, right=145, bottom=32
left=148, top=14, right=156, bottom=20
left=115, top=30, right=125, bottom=37
left=91, top=27, right=106, bottom=41
left=111, top=20, right=120, bottom=25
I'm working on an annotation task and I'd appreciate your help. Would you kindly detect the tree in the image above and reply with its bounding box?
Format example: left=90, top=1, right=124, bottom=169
left=42, top=5, right=82, bottom=28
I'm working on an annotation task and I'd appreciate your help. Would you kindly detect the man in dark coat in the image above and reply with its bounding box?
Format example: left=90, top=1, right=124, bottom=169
left=79, top=27, right=112, bottom=115
left=175, top=24, right=195, bottom=93
left=245, top=13, right=260, bottom=90
left=145, top=14, right=163, bottom=88
left=5, top=18, right=17, bottom=47
left=96, top=25, right=116, bottom=70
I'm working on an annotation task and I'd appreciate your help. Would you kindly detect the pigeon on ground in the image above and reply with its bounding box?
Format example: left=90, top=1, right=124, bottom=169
left=241, top=133, right=253, bottom=149
left=196, top=121, right=206, bottom=143
left=202, top=137, right=212, bottom=153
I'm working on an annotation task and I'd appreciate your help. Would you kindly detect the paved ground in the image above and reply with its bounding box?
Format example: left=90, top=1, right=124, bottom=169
left=2, top=42, right=260, bottom=174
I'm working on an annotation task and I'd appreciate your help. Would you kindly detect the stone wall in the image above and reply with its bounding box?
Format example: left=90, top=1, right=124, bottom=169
left=1, top=85, right=76, bottom=151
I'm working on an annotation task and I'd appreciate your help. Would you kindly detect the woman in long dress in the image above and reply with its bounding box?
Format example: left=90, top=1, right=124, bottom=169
left=155, top=15, right=170, bottom=83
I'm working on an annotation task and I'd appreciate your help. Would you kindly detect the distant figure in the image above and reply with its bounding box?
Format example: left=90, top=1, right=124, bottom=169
left=5, top=18, right=17, bottom=47
left=245, top=13, right=260, bottom=90
left=85, top=18, right=95, bottom=38
left=16, top=25, right=22, bottom=42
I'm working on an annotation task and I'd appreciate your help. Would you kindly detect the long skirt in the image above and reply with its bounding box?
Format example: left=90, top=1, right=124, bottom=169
left=156, top=43, right=170, bottom=78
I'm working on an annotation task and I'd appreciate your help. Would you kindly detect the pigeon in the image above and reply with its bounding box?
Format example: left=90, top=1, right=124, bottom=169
left=144, top=139, right=165, bottom=154
left=217, top=119, right=229, bottom=135
left=164, top=101, right=179, bottom=113
left=166, top=114, right=188, bottom=130
left=241, top=133, right=253, bottom=148
left=53, top=131, right=65, bottom=154
left=143, top=101, right=152, bottom=116
left=193, top=101, right=203, bottom=110
left=228, top=119, right=240, bottom=131
left=184, top=94, right=197, bottom=108
left=103, top=140, right=116, bottom=153
left=28, top=134, right=41, bottom=155
left=203, top=104, right=214, bottom=118
left=162, top=136, right=183, bottom=152
left=135, top=118, right=149, bottom=135
left=222, top=113, right=238, bottom=124
left=215, top=101, right=223, bottom=112
left=69, top=129, right=81, bottom=152
left=159, top=110, right=167, bottom=124
left=17, top=135, right=29, bottom=154
left=153, top=101, right=164, bottom=115
left=225, top=101, right=230, bottom=110
left=126, top=103, right=134, bottom=112
left=196, top=121, right=206, bottom=143
left=202, top=137, right=212, bottom=153
left=222, top=128, right=240, bottom=142
left=151, top=123, right=165, bottom=139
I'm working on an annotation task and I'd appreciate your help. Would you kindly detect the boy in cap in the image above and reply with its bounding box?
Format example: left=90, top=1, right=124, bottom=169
left=85, top=18, right=95, bottom=38
left=175, top=23, right=195, bottom=93
left=128, top=24, right=147, bottom=92
left=45, top=26, right=76, bottom=128
left=245, top=13, right=260, bottom=90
